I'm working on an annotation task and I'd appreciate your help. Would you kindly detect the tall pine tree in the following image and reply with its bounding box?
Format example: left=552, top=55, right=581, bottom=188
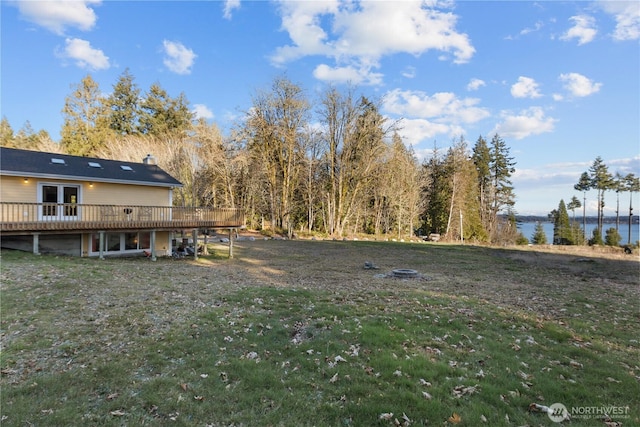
left=488, top=134, right=516, bottom=241
left=471, top=135, right=491, bottom=231
left=138, top=83, right=193, bottom=137
left=588, top=157, right=613, bottom=241
left=107, top=68, right=141, bottom=136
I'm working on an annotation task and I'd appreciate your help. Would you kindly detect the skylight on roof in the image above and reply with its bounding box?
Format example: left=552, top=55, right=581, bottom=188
left=120, top=165, right=133, bottom=171
left=51, top=158, right=66, bottom=165
left=88, top=162, right=102, bottom=168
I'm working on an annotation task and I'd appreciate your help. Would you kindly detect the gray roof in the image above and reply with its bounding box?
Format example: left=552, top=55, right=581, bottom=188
left=0, top=147, right=182, bottom=188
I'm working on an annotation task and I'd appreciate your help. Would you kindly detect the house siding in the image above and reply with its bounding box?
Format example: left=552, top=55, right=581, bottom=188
left=83, top=182, right=170, bottom=206
left=2, top=176, right=171, bottom=206
left=1, top=176, right=38, bottom=202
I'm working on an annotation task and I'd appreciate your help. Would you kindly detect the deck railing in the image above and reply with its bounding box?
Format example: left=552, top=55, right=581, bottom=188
left=0, top=202, right=244, bottom=232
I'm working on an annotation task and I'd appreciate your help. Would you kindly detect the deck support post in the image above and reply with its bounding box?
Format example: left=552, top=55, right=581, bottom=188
left=228, top=228, right=234, bottom=259
left=32, top=233, right=40, bottom=255
left=192, top=228, right=198, bottom=260
left=99, top=231, right=105, bottom=260
left=150, top=230, right=157, bottom=261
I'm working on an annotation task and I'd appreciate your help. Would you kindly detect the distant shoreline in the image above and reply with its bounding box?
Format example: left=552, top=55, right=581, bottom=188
left=512, top=215, right=639, bottom=224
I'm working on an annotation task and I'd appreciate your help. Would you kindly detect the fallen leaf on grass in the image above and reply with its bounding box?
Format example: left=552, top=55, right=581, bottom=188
left=379, top=412, right=394, bottom=420
left=180, top=383, right=188, bottom=391
left=529, top=403, right=552, bottom=414
left=329, top=373, right=339, bottom=383
left=110, top=410, right=126, bottom=416
left=517, top=370, right=532, bottom=380
left=569, top=360, right=583, bottom=369
left=422, top=391, right=432, bottom=400
left=106, top=392, right=119, bottom=400
left=194, top=395, right=204, bottom=401
left=452, top=384, right=479, bottom=398
left=400, top=412, right=411, bottom=425
left=419, top=378, right=432, bottom=387
left=448, top=412, right=462, bottom=424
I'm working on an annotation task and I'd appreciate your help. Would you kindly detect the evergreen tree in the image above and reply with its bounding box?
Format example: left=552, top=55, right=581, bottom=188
left=107, top=68, right=141, bottom=136
left=531, top=222, right=547, bottom=244
left=471, top=135, right=491, bottom=230
left=604, top=227, right=621, bottom=247
left=61, top=75, right=113, bottom=156
left=422, top=143, right=449, bottom=236
left=574, top=171, right=591, bottom=240
left=590, top=228, right=604, bottom=245
left=567, top=195, right=583, bottom=244
left=551, top=199, right=572, bottom=245
left=138, top=83, right=193, bottom=137
left=588, top=156, right=613, bottom=240
left=488, top=134, right=516, bottom=241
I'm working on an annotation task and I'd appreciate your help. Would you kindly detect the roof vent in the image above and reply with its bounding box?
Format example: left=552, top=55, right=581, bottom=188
left=142, top=154, right=156, bottom=165
left=51, top=158, right=66, bottom=165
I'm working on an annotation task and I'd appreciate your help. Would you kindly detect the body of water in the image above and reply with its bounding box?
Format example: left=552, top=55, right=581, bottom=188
left=518, top=221, right=639, bottom=245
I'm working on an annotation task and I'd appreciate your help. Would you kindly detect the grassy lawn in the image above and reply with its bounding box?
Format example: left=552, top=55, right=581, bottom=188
left=1, top=239, right=639, bottom=426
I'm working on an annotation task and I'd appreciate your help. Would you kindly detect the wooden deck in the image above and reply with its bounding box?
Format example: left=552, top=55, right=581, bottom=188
left=0, top=202, right=244, bottom=234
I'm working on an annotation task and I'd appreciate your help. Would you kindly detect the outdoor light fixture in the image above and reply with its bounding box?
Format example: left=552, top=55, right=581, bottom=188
left=89, top=182, right=94, bottom=187
left=23, top=177, right=28, bottom=183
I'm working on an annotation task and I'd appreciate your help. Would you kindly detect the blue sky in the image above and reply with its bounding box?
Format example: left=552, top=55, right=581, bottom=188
left=1, top=0, right=639, bottom=216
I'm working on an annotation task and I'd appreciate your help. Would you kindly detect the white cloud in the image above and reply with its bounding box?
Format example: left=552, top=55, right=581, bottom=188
left=467, top=78, right=486, bottom=91
left=560, top=15, right=597, bottom=45
left=16, top=0, right=100, bottom=35
left=162, top=40, right=197, bottom=75
left=511, top=76, right=542, bottom=99
left=313, top=63, right=383, bottom=85
left=382, top=89, right=490, bottom=147
left=520, top=20, right=544, bottom=36
left=223, top=0, right=241, bottom=20
left=598, top=0, right=640, bottom=41
left=394, top=118, right=453, bottom=148
left=270, top=0, right=474, bottom=85
left=59, top=37, right=109, bottom=70
left=192, top=104, right=214, bottom=120
left=559, top=72, right=602, bottom=97
left=402, top=66, right=416, bottom=79
left=491, top=107, right=556, bottom=139
left=383, top=89, right=490, bottom=124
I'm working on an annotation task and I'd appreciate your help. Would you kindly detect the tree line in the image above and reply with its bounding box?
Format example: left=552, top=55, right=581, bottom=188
left=11, top=70, right=632, bottom=246
left=538, top=157, right=639, bottom=247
